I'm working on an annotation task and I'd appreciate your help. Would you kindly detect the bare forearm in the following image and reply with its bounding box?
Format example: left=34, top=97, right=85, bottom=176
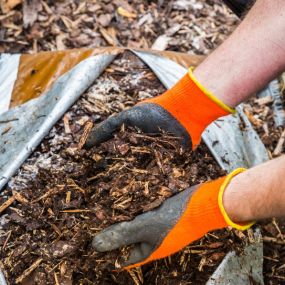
left=193, top=0, right=285, bottom=107
left=224, top=155, right=285, bottom=223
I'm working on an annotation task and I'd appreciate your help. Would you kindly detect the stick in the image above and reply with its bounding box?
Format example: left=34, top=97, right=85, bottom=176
left=67, top=178, right=86, bottom=195
left=13, top=191, right=29, bottom=204
left=77, top=121, right=93, bottom=150
left=263, top=236, right=285, bottom=245
left=32, top=186, right=64, bottom=203
left=0, top=196, right=15, bottom=214
left=54, top=272, right=60, bottom=285
left=2, top=230, right=12, bottom=250
left=60, top=209, right=91, bottom=213
left=15, top=258, right=43, bottom=284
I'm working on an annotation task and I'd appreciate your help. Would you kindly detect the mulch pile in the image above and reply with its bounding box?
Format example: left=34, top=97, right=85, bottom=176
left=0, top=0, right=238, bottom=54
left=1, top=0, right=285, bottom=284
left=1, top=51, right=255, bottom=285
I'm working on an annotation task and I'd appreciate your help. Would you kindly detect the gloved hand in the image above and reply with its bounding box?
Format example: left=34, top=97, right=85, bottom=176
left=85, top=69, right=234, bottom=149
left=92, top=168, right=254, bottom=269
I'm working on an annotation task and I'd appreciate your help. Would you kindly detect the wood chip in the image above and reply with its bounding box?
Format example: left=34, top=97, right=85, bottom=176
left=77, top=121, right=94, bottom=150
left=66, top=191, right=71, bottom=204
left=15, top=258, right=43, bottom=284
left=0, top=0, right=21, bottom=13
left=23, top=0, right=42, bottom=28
left=60, top=209, right=91, bottom=213
left=117, top=6, right=137, bottom=18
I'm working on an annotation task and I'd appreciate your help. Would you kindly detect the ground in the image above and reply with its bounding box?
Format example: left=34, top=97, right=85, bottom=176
left=0, top=0, right=238, bottom=54
left=1, top=0, right=285, bottom=285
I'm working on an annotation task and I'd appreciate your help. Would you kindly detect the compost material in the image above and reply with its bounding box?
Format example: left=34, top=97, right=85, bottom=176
left=0, top=51, right=254, bottom=285
left=0, top=0, right=239, bottom=55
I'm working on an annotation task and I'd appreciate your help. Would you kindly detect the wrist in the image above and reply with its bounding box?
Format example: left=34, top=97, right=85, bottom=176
left=193, top=65, right=238, bottom=108
left=222, top=170, right=255, bottom=224
left=145, top=70, right=234, bottom=148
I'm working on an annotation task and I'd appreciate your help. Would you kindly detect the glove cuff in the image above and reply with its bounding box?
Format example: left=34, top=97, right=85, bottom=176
left=188, top=68, right=235, bottom=114
left=218, top=168, right=255, bottom=231
left=145, top=68, right=235, bottom=148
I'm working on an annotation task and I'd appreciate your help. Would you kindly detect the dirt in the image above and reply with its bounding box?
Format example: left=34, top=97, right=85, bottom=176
left=0, top=51, right=255, bottom=285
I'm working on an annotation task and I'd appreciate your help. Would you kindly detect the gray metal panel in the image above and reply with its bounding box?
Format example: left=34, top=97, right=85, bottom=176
left=0, top=54, right=116, bottom=191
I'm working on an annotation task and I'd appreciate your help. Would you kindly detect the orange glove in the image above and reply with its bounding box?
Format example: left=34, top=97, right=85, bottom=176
left=92, top=168, right=254, bottom=269
left=86, top=69, right=235, bottom=149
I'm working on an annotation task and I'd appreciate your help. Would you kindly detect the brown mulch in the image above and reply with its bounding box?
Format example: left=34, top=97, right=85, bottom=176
left=0, top=0, right=239, bottom=54
left=1, top=0, right=285, bottom=284
left=0, top=51, right=255, bottom=285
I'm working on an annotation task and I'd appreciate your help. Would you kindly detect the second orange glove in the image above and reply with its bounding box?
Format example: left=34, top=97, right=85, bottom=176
left=92, top=168, right=254, bottom=269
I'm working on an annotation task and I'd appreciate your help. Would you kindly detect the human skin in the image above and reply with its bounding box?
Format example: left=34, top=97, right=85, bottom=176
left=224, top=155, right=285, bottom=223
left=194, top=0, right=285, bottom=107
left=194, top=0, right=285, bottom=223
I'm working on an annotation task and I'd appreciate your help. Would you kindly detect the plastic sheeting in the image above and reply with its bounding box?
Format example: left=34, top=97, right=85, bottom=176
left=0, top=54, right=20, bottom=115
left=0, top=54, right=116, bottom=191
left=206, top=229, right=263, bottom=285
left=258, top=79, right=285, bottom=127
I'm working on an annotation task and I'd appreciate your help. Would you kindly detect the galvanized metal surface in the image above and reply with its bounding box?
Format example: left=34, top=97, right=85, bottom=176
left=0, top=54, right=116, bottom=191
left=0, top=54, right=20, bottom=115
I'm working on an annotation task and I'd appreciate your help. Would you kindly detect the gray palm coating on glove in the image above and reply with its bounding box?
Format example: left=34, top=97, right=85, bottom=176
left=85, top=103, right=191, bottom=148
left=92, top=186, right=197, bottom=267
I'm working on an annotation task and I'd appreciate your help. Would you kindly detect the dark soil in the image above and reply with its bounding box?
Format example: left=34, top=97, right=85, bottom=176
left=0, top=51, right=254, bottom=285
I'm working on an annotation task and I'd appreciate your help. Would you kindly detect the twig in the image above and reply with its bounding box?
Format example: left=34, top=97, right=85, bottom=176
left=15, top=258, right=43, bottom=284
left=2, top=230, right=12, bottom=250
left=66, top=191, right=71, bottom=204
left=127, top=269, right=141, bottom=285
left=60, top=209, right=91, bottom=213
left=66, top=178, right=86, bottom=195
left=63, top=114, right=71, bottom=134
left=0, top=196, right=15, bottom=214
left=263, top=236, right=285, bottom=245
left=32, top=186, right=64, bottom=203
left=272, top=218, right=284, bottom=240
left=12, top=191, right=29, bottom=204
left=54, top=272, right=60, bottom=285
